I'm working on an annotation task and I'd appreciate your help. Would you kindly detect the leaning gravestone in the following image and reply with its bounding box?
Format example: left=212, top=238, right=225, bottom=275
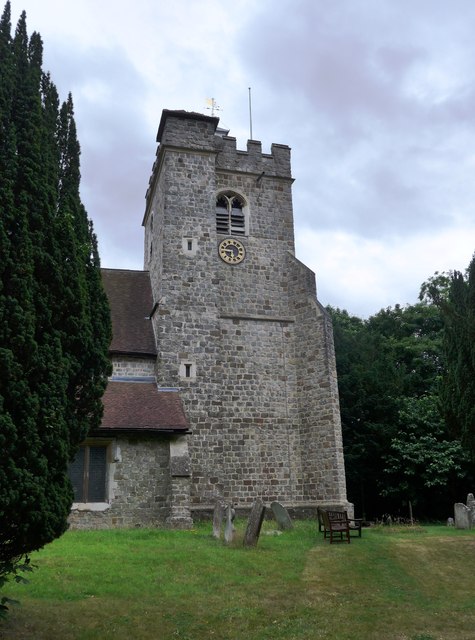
left=212, top=499, right=225, bottom=539
left=271, top=501, right=293, bottom=530
left=243, top=499, right=266, bottom=547
left=224, top=504, right=236, bottom=544
left=454, top=502, right=471, bottom=529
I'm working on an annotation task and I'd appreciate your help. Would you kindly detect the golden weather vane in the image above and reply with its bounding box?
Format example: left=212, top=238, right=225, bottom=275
left=206, top=98, right=221, bottom=117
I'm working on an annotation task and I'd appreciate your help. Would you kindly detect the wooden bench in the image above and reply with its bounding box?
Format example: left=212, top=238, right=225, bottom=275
left=317, top=508, right=362, bottom=544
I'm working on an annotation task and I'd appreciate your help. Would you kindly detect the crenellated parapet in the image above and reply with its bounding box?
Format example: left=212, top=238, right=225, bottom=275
left=215, top=135, right=292, bottom=179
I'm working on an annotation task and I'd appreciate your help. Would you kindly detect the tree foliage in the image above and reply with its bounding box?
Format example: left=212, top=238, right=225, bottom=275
left=427, top=255, right=475, bottom=458
left=330, top=308, right=401, bottom=518
left=0, top=2, right=111, bottom=572
left=383, top=394, right=467, bottom=508
left=329, top=298, right=469, bottom=520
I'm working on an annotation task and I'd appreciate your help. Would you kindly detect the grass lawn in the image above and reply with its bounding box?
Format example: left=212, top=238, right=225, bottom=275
left=1, top=520, right=474, bottom=639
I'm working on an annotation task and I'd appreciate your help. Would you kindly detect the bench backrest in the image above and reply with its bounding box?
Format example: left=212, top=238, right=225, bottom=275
left=318, top=508, right=350, bottom=530
left=326, top=510, right=349, bottom=523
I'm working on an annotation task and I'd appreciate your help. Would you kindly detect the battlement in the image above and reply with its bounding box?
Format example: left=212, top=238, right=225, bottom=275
left=215, top=135, right=292, bottom=178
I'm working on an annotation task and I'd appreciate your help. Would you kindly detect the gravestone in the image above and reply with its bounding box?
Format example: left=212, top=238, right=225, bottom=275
left=212, top=499, right=225, bottom=539
left=243, top=499, right=266, bottom=547
left=467, top=493, right=475, bottom=525
left=271, top=501, right=293, bottom=530
left=224, top=504, right=236, bottom=544
left=454, top=503, right=471, bottom=529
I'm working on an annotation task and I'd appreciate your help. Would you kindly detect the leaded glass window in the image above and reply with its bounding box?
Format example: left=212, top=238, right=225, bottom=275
left=68, top=444, right=108, bottom=502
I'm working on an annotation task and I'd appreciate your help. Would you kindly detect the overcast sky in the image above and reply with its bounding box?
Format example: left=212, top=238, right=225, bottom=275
left=12, top=0, right=475, bottom=317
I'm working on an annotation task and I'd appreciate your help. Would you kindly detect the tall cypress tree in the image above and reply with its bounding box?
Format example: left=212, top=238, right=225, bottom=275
left=55, top=94, right=111, bottom=447
left=0, top=3, right=111, bottom=569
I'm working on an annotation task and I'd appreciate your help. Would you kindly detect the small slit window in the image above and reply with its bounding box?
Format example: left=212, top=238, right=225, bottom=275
left=182, top=237, right=197, bottom=256
left=179, top=361, right=196, bottom=379
left=216, top=192, right=247, bottom=236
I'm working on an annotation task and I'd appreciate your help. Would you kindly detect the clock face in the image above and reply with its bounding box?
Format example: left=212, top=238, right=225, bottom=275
left=218, top=238, right=246, bottom=264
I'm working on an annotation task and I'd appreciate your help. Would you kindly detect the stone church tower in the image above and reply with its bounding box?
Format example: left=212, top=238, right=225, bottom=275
left=142, top=109, right=349, bottom=517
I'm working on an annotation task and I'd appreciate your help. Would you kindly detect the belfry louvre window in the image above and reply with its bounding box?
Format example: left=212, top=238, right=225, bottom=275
left=216, top=193, right=246, bottom=235
left=68, top=444, right=107, bottom=502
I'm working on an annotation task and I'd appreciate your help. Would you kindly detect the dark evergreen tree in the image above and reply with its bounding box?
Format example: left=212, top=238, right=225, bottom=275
left=436, top=255, right=475, bottom=458
left=367, top=302, right=444, bottom=399
left=330, top=307, right=402, bottom=519
left=55, top=94, right=111, bottom=447
left=0, top=3, right=111, bottom=577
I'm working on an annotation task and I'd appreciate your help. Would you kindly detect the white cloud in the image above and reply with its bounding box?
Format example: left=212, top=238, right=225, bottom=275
left=297, top=227, right=475, bottom=317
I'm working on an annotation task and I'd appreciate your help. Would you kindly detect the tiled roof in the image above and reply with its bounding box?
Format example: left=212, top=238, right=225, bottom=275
left=101, top=269, right=156, bottom=356
left=99, top=380, right=189, bottom=433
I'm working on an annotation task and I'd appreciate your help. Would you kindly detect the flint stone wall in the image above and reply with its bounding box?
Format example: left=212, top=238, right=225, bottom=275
left=111, top=356, right=156, bottom=378
left=68, top=435, right=171, bottom=530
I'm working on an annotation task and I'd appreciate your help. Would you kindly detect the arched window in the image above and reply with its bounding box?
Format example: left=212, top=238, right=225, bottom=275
left=216, top=192, right=247, bottom=236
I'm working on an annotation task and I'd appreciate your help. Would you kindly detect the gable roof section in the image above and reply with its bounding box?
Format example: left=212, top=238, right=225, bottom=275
left=102, top=269, right=156, bottom=356
left=99, top=381, right=189, bottom=434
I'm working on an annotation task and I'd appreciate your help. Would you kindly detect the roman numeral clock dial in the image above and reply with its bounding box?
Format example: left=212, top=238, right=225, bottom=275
left=218, top=238, right=246, bottom=264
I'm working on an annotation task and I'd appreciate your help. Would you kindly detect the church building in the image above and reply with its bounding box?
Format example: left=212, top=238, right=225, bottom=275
left=68, top=109, right=351, bottom=529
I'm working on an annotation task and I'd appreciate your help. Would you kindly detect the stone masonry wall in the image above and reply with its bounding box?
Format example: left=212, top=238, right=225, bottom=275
left=68, top=435, right=170, bottom=529
left=111, top=355, right=156, bottom=378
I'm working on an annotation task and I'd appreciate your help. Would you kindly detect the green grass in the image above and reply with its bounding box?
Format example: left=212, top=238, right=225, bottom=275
left=1, top=521, right=475, bottom=639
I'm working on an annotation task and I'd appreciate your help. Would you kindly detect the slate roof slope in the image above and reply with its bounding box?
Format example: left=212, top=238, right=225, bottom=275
left=99, top=381, right=189, bottom=433
left=101, top=269, right=156, bottom=356
left=99, top=270, right=188, bottom=434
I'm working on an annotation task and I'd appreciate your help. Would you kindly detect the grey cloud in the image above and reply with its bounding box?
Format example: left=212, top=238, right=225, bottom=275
left=43, top=43, right=154, bottom=268
left=235, top=0, right=475, bottom=250
left=240, top=2, right=427, bottom=122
